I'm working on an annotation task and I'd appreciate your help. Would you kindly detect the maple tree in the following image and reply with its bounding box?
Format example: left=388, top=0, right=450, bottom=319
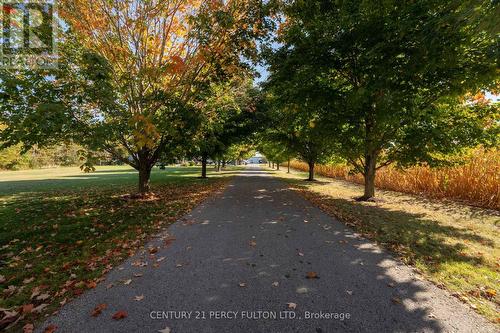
left=0, top=0, right=270, bottom=194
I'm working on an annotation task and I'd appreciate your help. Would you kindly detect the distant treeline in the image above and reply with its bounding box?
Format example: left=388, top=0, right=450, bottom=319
left=0, top=143, right=115, bottom=170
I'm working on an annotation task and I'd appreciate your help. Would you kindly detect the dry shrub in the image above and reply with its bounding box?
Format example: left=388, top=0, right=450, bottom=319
left=289, top=149, right=499, bottom=210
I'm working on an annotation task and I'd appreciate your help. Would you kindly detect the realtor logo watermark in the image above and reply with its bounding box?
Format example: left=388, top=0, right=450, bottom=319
left=0, top=0, right=57, bottom=68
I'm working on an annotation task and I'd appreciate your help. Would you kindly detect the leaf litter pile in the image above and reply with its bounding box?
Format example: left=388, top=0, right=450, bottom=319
left=0, top=178, right=228, bottom=331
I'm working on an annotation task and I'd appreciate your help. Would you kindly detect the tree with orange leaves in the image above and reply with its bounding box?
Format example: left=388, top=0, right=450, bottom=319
left=0, top=0, right=270, bottom=194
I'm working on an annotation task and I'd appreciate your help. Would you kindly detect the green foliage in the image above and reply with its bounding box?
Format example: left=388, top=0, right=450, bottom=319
left=266, top=0, right=499, bottom=197
left=192, top=77, right=263, bottom=162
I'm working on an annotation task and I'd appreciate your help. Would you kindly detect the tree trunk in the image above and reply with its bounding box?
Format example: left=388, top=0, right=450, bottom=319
left=358, top=110, right=377, bottom=201
left=272, top=162, right=275, bottom=169
left=276, top=163, right=280, bottom=171
left=201, top=154, right=208, bottom=178
left=222, top=160, right=226, bottom=169
left=360, top=152, right=377, bottom=200
left=138, top=164, right=152, bottom=194
left=268, top=161, right=271, bottom=167
left=307, top=161, right=315, bottom=181
left=287, top=159, right=290, bottom=173
left=217, top=160, right=221, bottom=172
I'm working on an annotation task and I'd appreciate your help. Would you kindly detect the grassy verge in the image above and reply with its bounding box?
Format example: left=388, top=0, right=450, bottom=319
left=271, top=167, right=499, bottom=324
left=0, top=166, right=234, bottom=331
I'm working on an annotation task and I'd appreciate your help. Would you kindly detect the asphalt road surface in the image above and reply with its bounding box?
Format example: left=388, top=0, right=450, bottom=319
left=38, top=167, right=497, bottom=333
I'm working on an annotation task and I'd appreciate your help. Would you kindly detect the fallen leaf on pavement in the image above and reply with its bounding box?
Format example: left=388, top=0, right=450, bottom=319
left=158, top=327, right=171, bottom=333
left=249, top=240, right=256, bottom=247
left=134, top=295, right=144, bottom=301
left=306, top=271, right=319, bottom=279
left=287, top=302, right=297, bottom=309
left=391, top=297, right=402, bottom=304
left=164, top=237, right=176, bottom=247
left=91, top=303, right=107, bottom=317
left=112, top=310, right=128, bottom=320
left=239, top=282, right=246, bottom=287
left=43, top=324, right=57, bottom=333
left=346, top=290, right=353, bottom=295
left=272, top=282, right=279, bottom=287
left=298, top=252, right=304, bottom=257
left=123, top=279, right=132, bottom=285
left=133, top=273, right=143, bottom=277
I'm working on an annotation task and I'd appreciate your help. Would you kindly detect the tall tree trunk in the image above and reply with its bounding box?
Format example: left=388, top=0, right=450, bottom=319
left=222, top=160, right=226, bottom=169
left=201, top=154, right=208, bottom=178
left=307, top=160, right=315, bottom=181
left=268, top=161, right=271, bottom=167
left=359, top=110, right=377, bottom=200
left=217, top=160, right=221, bottom=172
left=138, top=164, right=152, bottom=194
left=360, top=152, right=377, bottom=200
left=287, top=158, right=290, bottom=173
left=276, top=162, right=280, bottom=171
left=272, top=162, right=275, bottom=169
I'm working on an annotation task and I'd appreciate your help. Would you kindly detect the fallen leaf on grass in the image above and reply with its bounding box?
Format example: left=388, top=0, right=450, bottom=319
left=112, top=310, right=128, bottom=320
left=0, top=310, right=20, bottom=330
left=43, top=324, right=57, bottom=333
left=32, top=304, right=49, bottom=313
left=36, top=293, right=50, bottom=301
left=21, top=304, right=34, bottom=314
left=86, top=281, right=97, bottom=289
left=3, top=285, right=17, bottom=297
left=23, top=277, right=34, bottom=284
left=91, top=304, right=107, bottom=317
left=287, top=302, right=297, bottom=309
left=306, top=272, right=319, bottom=279
left=134, top=295, right=144, bottom=301
left=23, top=323, right=34, bottom=333
left=0, top=275, right=5, bottom=283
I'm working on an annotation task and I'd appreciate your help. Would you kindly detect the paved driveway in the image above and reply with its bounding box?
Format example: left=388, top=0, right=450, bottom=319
left=38, top=167, right=496, bottom=332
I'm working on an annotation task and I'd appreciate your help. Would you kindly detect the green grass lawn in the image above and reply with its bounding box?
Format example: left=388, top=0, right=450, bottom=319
left=0, top=165, right=234, bottom=331
left=270, top=167, right=500, bottom=324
